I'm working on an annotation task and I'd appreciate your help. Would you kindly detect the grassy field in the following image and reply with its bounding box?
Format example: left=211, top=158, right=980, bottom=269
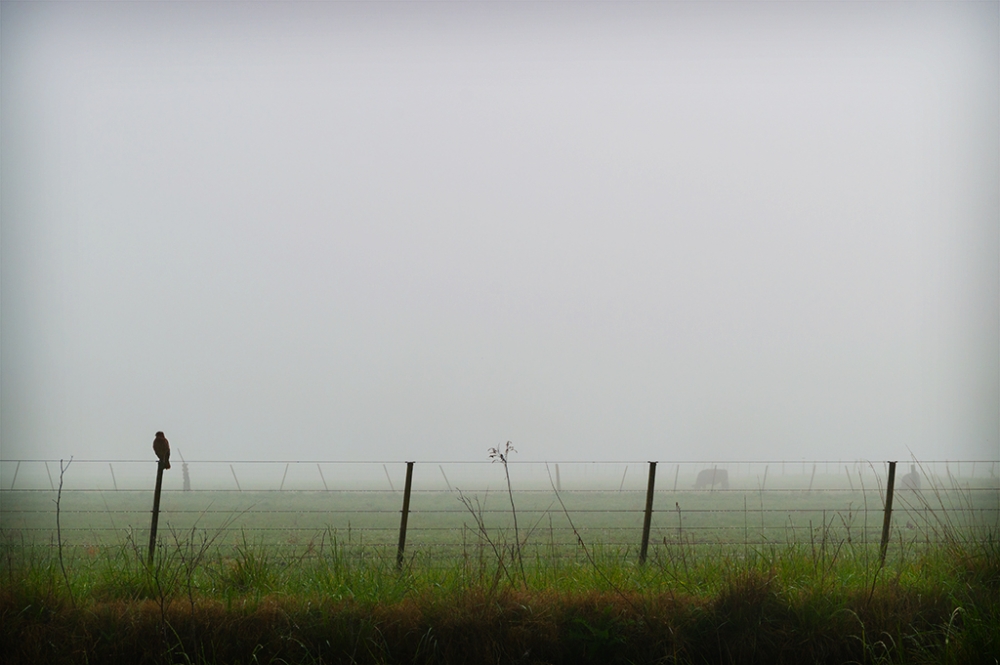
left=1, top=464, right=998, bottom=664
left=2, top=470, right=996, bottom=554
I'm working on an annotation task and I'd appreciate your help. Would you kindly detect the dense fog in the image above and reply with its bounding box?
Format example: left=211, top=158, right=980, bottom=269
left=2, top=1, right=997, bottom=465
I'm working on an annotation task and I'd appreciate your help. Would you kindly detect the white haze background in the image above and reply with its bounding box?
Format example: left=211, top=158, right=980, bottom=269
left=1, top=2, right=998, bottom=465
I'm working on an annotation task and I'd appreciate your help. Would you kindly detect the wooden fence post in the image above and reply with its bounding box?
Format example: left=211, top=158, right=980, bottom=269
left=639, top=461, right=657, bottom=564
left=396, top=462, right=414, bottom=570
left=879, top=461, right=897, bottom=565
left=148, top=460, right=166, bottom=564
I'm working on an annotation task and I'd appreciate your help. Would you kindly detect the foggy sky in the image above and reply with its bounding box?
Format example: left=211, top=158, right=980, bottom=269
left=2, top=1, right=998, bottom=464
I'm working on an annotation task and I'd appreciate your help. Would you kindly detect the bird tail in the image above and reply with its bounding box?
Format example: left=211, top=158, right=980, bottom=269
left=164, top=459, right=171, bottom=470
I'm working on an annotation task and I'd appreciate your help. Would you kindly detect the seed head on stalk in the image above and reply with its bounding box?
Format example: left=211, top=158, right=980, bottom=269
left=489, top=441, right=526, bottom=587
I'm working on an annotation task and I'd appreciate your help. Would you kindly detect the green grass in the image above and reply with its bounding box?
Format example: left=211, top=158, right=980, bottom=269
left=1, top=477, right=998, bottom=664
left=2, top=531, right=998, bottom=664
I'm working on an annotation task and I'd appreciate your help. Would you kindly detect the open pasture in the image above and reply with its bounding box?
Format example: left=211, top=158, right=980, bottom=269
left=3, top=459, right=997, bottom=565
left=2, top=459, right=998, bottom=665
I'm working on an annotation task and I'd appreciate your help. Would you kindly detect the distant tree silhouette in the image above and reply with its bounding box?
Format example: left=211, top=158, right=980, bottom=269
left=901, top=464, right=921, bottom=490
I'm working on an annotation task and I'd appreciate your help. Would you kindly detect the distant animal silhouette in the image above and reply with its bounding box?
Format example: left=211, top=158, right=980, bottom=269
left=901, top=464, right=920, bottom=491
left=153, top=431, right=171, bottom=470
left=694, top=468, right=728, bottom=490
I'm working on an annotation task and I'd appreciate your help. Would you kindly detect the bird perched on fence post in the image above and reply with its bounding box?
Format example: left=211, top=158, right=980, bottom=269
left=153, top=431, right=171, bottom=470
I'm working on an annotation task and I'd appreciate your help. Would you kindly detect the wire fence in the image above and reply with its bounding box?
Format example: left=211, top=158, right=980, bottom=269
left=1, top=459, right=998, bottom=565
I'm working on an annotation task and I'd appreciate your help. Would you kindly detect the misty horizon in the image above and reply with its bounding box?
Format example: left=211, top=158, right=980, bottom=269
left=1, top=1, right=997, bottom=466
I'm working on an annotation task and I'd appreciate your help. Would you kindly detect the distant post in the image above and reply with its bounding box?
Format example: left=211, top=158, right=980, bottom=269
left=148, top=459, right=166, bottom=564
left=396, top=462, right=414, bottom=570
left=177, top=449, right=191, bottom=491
left=439, top=465, right=453, bottom=492
left=879, top=461, right=897, bottom=565
left=639, top=461, right=657, bottom=565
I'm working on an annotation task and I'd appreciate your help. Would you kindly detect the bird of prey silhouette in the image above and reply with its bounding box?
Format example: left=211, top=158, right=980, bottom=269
left=153, top=431, right=171, bottom=470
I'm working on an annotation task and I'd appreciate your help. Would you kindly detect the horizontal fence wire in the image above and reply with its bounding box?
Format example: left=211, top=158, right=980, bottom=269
left=1, top=459, right=997, bottom=566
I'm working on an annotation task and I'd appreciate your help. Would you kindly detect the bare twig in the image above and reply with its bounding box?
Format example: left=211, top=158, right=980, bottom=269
left=55, top=457, right=75, bottom=607
left=456, top=489, right=514, bottom=592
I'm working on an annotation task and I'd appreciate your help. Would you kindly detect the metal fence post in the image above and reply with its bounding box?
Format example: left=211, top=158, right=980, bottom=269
left=148, top=460, right=166, bottom=564
left=639, top=461, right=657, bottom=564
left=879, top=461, right=897, bottom=564
left=396, top=461, right=414, bottom=570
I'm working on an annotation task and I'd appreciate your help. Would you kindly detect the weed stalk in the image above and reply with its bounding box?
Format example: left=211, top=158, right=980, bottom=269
left=55, top=457, right=74, bottom=607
